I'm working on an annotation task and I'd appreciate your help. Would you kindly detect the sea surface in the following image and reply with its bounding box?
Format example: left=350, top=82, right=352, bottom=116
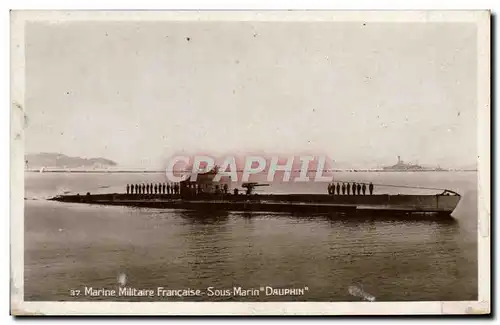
left=24, top=171, right=478, bottom=301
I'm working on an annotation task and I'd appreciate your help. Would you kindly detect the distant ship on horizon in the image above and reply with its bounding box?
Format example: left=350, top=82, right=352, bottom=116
left=382, top=156, right=445, bottom=172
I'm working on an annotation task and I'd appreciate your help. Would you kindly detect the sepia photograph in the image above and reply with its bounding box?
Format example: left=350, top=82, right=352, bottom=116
left=10, top=10, right=490, bottom=315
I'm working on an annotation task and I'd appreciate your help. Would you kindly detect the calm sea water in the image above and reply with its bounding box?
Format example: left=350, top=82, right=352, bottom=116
left=24, top=171, right=478, bottom=301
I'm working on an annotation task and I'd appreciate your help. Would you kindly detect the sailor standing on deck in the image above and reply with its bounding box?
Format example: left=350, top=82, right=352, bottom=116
left=362, top=183, right=366, bottom=195
left=357, top=183, right=361, bottom=195
left=135, top=184, right=139, bottom=194
left=346, top=182, right=350, bottom=195
left=126, top=184, right=130, bottom=194
left=336, top=183, right=341, bottom=196
left=342, top=183, right=346, bottom=195
left=162, top=183, right=166, bottom=194
left=331, top=183, right=335, bottom=195
left=142, top=184, right=146, bottom=194
left=154, top=184, right=158, bottom=194
left=327, top=183, right=332, bottom=195
left=369, top=182, right=374, bottom=195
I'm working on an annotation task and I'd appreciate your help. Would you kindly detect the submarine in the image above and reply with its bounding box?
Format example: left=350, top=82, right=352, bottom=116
left=48, top=180, right=462, bottom=219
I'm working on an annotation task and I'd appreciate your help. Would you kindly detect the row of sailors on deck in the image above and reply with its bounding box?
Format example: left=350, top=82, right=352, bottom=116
left=328, top=182, right=374, bottom=195
left=126, top=183, right=179, bottom=195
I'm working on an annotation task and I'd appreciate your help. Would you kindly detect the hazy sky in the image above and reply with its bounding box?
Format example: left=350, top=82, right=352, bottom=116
left=25, top=21, right=477, bottom=168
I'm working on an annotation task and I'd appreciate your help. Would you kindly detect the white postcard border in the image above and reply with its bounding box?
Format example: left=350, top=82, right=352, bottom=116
left=10, top=10, right=491, bottom=316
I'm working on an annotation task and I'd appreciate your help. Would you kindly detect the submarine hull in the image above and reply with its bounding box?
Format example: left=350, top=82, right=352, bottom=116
left=48, top=193, right=461, bottom=218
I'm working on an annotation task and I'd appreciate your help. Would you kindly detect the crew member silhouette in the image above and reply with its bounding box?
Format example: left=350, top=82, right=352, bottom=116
left=142, top=184, right=145, bottom=194
left=342, top=183, right=346, bottom=195
left=336, top=183, right=341, bottom=196
left=328, top=183, right=332, bottom=195
left=369, top=182, right=374, bottom=195
left=162, top=183, right=166, bottom=194
left=126, top=184, right=130, bottom=194
left=357, top=183, right=361, bottom=195
left=362, top=183, right=366, bottom=195
left=135, top=184, right=139, bottom=194
left=147, top=183, right=150, bottom=194
left=166, top=183, right=170, bottom=194
left=331, top=183, right=336, bottom=195
left=154, top=184, right=157, bottom=194
left=223, top=184, right=229, bottom=194
left=346, top=182, right=350, bottom=195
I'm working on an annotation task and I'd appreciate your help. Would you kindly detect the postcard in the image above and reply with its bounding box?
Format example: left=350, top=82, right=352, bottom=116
left=10, top=10, right=490, bottom=315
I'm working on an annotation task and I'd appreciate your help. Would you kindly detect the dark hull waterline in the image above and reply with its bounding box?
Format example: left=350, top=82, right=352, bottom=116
left=48, top=193, right=461, bottom=219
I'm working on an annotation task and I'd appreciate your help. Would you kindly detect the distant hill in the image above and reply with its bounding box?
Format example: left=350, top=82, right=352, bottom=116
left=25, top=153, right=117, bottom=169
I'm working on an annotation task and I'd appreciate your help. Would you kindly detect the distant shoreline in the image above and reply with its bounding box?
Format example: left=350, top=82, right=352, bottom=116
left=25, top=169, right=478, bottom=173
